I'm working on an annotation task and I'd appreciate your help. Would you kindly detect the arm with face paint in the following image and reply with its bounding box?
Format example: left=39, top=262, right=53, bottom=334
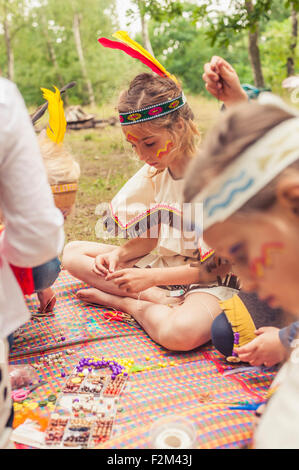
left=279, top=321, right=299, bottom=350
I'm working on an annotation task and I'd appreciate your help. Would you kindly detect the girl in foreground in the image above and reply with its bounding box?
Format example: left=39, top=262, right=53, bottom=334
left=63, top=33, right=239, bottom=351
left=201, top=55, right=294, bottom=367
left=184, top=95, right=299, bottom=448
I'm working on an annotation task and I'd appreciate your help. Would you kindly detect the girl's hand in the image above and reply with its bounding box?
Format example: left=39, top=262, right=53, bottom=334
left=92, top=250, right=121, bottom=277
left=203, top=56, right=248, bottom=107
left=235, top=327, right=287, bottom=367
left=105, top=268, right=155, bottom=293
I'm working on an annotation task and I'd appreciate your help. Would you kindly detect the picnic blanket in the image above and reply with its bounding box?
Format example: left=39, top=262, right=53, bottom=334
left=9, top=270, right=275, bottom=449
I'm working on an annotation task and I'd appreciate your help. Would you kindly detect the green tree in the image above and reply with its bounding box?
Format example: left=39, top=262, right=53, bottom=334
left=138, top=0, right=299, bottom=88
left=147, top=9, right=251, bottom=95
left=287, top=2, right=298, bottom=76
left=261, top=18, right=299, bottom=90
left=0, top=0, right=29, bottom=81
left=0, top=0, right=142, bottom=105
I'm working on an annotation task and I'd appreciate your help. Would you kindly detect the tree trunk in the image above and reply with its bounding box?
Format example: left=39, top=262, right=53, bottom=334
left=138, top=0, right=155, bottom=56
left=248, top=29, right=265, bottom=88
left=245, top=1, right=265, bottom=88
left=3, top=13, right=14, bottom=81
left=287, top=3, right=298, bottom=77
left=47, top=41, right=69, bottom=105
left=73, top=13, right=95, bottom=106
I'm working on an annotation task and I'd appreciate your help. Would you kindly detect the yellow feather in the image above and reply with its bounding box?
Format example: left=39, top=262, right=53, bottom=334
left=219, top=295, right=256, bottom=348
left=40, top=86, right=67, bottom=144
left=112, top=30, right=178, bottom=84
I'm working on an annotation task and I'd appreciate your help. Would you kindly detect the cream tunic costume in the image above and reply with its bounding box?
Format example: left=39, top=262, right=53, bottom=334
left=98, top=163, right=239, bottom=300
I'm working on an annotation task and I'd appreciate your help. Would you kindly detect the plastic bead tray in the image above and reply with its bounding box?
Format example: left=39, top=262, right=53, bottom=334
left=43, top=367, right=128, bottom=448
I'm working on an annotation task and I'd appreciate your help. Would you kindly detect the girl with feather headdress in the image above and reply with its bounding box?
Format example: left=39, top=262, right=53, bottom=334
left=3, top=85, right=80, bottom=316
left=62, top=32, right=240, bottom=351
left=32, top=85, right=80, bottom=313
left=38, top=85, right=80, bottom=219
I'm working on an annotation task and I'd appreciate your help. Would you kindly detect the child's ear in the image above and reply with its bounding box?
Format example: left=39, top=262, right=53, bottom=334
left=276, top=174, right=299, bottom=216
left=173, top=117, right=185, bottom=133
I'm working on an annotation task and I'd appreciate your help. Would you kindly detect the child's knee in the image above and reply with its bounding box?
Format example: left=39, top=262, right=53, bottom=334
left=63, top=240, right=85, bottom=254
left=62, top=241, right=83, bottom=268
left=158, top=316, right=207, bottom=352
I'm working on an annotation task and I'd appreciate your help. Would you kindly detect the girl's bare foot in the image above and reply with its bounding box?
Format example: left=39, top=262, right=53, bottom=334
left=76, top=287, right=180, bottom=307
left=76, top=288, right=110, bottom=307
left=76, top=288, right=132, bottom=314
left=37, top=287, right=56, bottom=313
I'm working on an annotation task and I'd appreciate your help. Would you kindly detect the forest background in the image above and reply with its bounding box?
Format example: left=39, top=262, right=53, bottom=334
left=0, top=0, right=298, bottom=242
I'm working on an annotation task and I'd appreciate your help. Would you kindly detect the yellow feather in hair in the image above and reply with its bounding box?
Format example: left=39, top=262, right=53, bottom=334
left=219, top=295, right=256, bottom=348
left=40, top=86, right=67, bottom=144
left=112, top=30, right=178, bottom=84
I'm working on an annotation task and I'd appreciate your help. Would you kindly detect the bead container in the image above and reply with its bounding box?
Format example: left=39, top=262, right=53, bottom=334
left=43, top=357, right=129, bottom=448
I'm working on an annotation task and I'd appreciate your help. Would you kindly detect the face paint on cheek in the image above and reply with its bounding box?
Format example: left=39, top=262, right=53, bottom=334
left=229, top=242, right=244, bottom=255
left=156, top=140, right=173, bottom=159
left=126, top=133, right=139, bottom=145
left=250, top=242, right=284, bottom=278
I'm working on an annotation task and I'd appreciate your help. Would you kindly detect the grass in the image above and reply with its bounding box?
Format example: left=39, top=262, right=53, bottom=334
left=61, top=95, right=220, bottom=245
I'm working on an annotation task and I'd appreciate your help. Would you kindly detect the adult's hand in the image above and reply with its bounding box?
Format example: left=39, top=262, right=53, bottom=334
left=203, top=56, right=248, bottom=107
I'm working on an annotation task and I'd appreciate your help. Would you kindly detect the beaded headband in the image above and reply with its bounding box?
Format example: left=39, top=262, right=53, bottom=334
left=98, top=31, right=186, bottom=126
left=191, top=94, right=299, bottom=230
left=118, top=93, right=186, bottom=126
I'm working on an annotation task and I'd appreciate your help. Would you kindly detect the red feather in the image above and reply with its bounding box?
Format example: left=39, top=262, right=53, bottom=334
left=98, top=38, right=165, bottom=77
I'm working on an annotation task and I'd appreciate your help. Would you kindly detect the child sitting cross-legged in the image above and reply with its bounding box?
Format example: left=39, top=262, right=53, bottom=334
left=62, top=32, right=240, bottom=352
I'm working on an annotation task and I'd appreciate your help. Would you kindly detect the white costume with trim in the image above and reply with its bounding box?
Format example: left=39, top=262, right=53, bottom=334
left=97, top=164, right=238, bottom=300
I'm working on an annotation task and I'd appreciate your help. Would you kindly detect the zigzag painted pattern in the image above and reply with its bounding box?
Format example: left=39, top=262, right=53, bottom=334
left=205, top=170, right=247, bottom=209
left=207, top=177, right=254, bottom=217
left=251, top=242, right=284, bottom=277
left=157, top=141, right=173, bottom=159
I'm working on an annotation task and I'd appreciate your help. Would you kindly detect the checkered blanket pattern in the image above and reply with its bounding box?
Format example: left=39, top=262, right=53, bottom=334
left=9, top=270, right=274, bottom=449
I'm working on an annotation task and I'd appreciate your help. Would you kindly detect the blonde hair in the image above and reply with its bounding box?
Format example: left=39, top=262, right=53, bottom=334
left=118, top=73, right=200, bottom=170
left=184, top=102, right=297, bottom=212
left=38, top=133, right=80, bottom=185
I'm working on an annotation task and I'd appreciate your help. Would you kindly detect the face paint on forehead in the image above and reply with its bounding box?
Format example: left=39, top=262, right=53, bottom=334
left=156, top=140, right=173, bottom=159
left=126, top=132, right=139, bottom=144
left=250, top=242, right=284, bottom=278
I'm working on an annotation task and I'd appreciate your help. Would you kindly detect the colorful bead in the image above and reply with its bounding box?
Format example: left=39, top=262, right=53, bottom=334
left=48, top=394, right=57, bottom=403
left=39, top=400, right=48, bottom=407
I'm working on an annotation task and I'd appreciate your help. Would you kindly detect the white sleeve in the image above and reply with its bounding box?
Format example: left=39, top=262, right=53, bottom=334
left=254, top=360, right=299, bottom=449
left=0, top=79, right=64, bottom=267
